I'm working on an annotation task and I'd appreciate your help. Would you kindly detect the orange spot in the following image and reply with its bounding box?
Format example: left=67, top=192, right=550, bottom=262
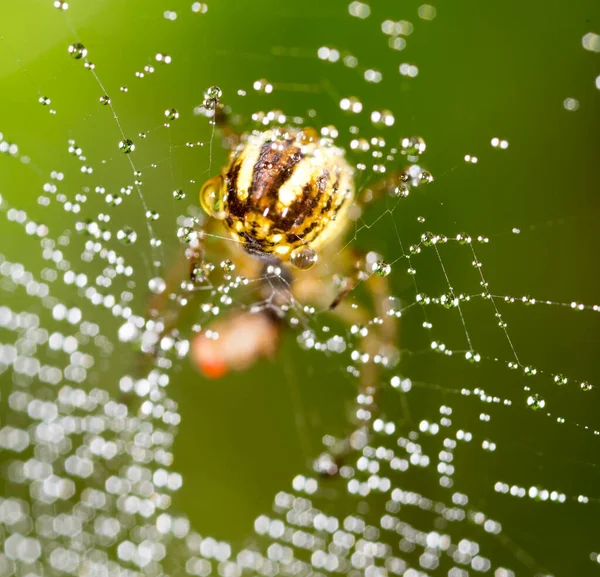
left=198, top=357, right=228, bottom=379
left=191, top=335, right=229, bottom=379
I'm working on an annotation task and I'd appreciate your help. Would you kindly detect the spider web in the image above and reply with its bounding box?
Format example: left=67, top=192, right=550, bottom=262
left=0, top=1, right=599, bottom=577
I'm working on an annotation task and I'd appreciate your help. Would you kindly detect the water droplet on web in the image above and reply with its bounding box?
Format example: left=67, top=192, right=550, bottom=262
left=199, top=176, right=226, bottom=219
left=120, top=85, right=128, bottom=93
left=68, top=42, right=87, bottom=59
left=38, top=96, right=51, bottom=106
left=253, top=79, right=274, bottom=93
left=192, top=2, right=209, bottom=13
left=206, top=85, right=222, bottom=100
left=117, top=227, right=137, bottom=244
left=563, top=97, right=579, bottom=111
left=155, top=53, right=172, bottom=64
left=178, top=226, right=197, bottom=244
left=465, top=350, right=481, bottom=363
left=339, top=96, right=363, bottom=113
left=374, top=261, right=391, bottom=277
left=421, top=231, right=438, bottom=246
left=146, top=210, right=159, bottom=221
left=527, top=394, right=546, bottom=410
left=105, top=193, right=122, bottom=207
left=553, top=374, right=568, bottom=386
left=203, top=85, right=222, bottom=110
left=53, top=1, right=69, bottom=9
left=190, top=263, right=208, bottom=283
left=416, top=293, right=431, bottom=305
left=580, top=381, right=592, bottom=392
left=457, top=232, right=472, bottom=244
left=165, top=108, right=179, bottom=120
left=440, top=293, right=458, bottom=308
left=173, top=189, right=186, bottom=200
left=370, top=110, right=395, bottom=127
left=99, top=95, right=111, bottom=105
left=401, top=136, right=426, bottom=156
left=290, top=246, right=318, bottom=270
left=419, top=170, right=434, bottom=184
left=417, top=216, right=425, bottom=223
left=220, top=259, right=235, bottom=272
left=392, top=184, right=409, bottom=198
left=148, top=277, right=166, bottom=294
left=118, top=138, right=135, bottom=153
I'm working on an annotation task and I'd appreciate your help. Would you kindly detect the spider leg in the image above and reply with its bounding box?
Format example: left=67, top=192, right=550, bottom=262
left=316, top=251, right=399, bottom=471
left=214, top=104, right=241, bottom=148
left=359, top=169, right=409, bottom=204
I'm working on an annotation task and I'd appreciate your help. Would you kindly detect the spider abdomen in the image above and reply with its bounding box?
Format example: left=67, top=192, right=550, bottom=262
left=207, top=128, right=355, bottom=262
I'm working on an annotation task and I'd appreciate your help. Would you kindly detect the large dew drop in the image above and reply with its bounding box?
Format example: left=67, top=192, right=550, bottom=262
left=290, top=246, right=318, bottom=270
left=118, top=138, right=135, bottom=153
left=199, top=176, right=226, bottom=219
left=68, top=42, right=87, bottom=59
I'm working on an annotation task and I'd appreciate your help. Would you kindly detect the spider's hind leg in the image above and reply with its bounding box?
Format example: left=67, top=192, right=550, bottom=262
left=316, top=253, right=400, bottom=474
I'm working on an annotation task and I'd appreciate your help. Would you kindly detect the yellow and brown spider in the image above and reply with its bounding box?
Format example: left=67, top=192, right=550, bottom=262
left=149, top=96, right=403, bottom=464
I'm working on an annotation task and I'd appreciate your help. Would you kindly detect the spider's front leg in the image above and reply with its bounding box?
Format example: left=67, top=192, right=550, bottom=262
left=213, top=103, right=241, bottom=148
left=358, top=169, right=411, bottom=205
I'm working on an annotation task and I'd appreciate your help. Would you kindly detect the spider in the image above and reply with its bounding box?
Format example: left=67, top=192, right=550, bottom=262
left=149, top=95, right=404, bottom=467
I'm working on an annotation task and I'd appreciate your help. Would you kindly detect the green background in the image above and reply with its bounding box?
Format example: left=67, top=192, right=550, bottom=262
left=1, top=0, right=600, bottom=574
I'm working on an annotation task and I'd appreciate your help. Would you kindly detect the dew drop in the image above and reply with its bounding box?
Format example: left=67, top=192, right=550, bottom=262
left=38, top=96, right=51, bottom=106
left=146, top=210, right=159, bottom=221
left=173, top=189, right=186, bottom=200
left=440, top=293, right=458, bottom=308
left=105, top=193, right=122, bottom=207
left=465, top=350, right=481, bottom=363
left=392, top=184, right=409, bottom=198
left=580, top=381, right=592, bottom=392
left=155, top=53, right=173, bottom=64
left=117, top=227, right=137, bottom=245
left=68, top=42, right=87, bottom=59
left=553, top=374, right=568, bottom=386
left=118, top=139, right=135, bottom=153
left=421, top=231, right=438, bottom=246
left=99, top=95, right=111, bottom=105
left=190, top=263, right=208, bottom=283
left=206, top=85, right=222, bottom=100
left=374, top=261, right=391, bottom=277
left=419, top=170, right=434, bottom=184
left=148, top=277, right=166, bottom=294
left=401, top=136, right=426, bottom=156
left=527, top=394, right=546, bottom=410
left=290, top=246, right=318, bottom=270
left=199, top=176, right=226, bottom=219
left=203, top=85, right=222, bottom=110
left=177, top=226, right=197, bottom=244
left=220, top=259, right=235, bottom=272
left=54, top=1, right=69, bottom=9
left=165, top=108, right=179, bottom=120
left=253, top=78, right=274, bottom=93
left=416, top=293, right=431, bottom=305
